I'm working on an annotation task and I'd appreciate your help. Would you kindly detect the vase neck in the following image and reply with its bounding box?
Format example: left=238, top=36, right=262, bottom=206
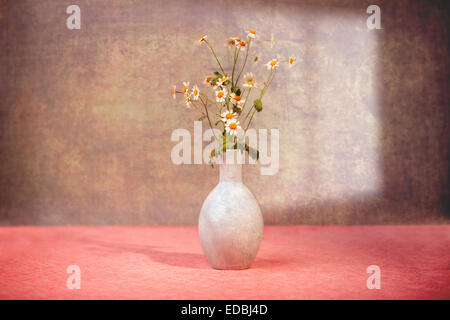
left=219, top=163, right=242, bottom=183
left=219, top=150, right=243, bottom=183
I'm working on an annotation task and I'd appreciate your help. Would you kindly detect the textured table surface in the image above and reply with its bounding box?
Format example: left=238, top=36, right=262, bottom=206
left=0, top=226, right=448, bottom=299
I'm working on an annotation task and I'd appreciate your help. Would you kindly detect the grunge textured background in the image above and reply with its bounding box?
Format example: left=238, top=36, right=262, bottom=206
left=0, top=0, right=448, bottom=225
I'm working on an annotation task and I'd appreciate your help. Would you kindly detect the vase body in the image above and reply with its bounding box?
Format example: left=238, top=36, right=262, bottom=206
left=198, top=150, right=264, bottom=270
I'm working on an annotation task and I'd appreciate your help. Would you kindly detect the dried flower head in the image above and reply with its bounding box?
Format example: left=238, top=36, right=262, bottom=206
left=226, top=38, right=236, bottom=47
left=203, top=75, right=215, bottom=85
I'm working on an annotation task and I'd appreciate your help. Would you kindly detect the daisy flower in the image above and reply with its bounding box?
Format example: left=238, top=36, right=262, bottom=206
left=198, top=34, right=207, bottom=44
left=214, top=76, right=229, bottom=89
left=183, top=82, right=190, bottom=95
left=185, top=96, right=192, bottom=108
left=215, top=88, right=228, bottom=103
left=237, top=40, right=246, bottom=49
left=172, top=85, right=176, bottom=99
left=221, top=111, right=237, bottom=122
left=232, top=36, right=242, bottom=45
left=230, top=92, right=245, bottom=108
left=247, top=29, right=256, bottom=39
left=243, top=72, right=257, bottom=88
left=225, top=119, right=241, bottom=136
left=191, top=85, right=200, bottom=100
left=288, top=56, right=296, bottom=67
left=265, top=59, right=279, bottom=70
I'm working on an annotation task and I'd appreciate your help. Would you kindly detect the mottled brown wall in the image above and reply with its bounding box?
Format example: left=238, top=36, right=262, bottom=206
left=0, top=0, right=448, bottom=225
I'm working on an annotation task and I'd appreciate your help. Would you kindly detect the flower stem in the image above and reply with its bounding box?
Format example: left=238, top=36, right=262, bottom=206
left=259, top=69, right=274, bottom=99
left=200, top=96, right=218, bottom=140
left=201, top=92, right=220, bottom=114
left=231, top=47, right=241, bottom=87
left=244, top=108, right=257, bottom=131
left=235, top=38, right=251, bottom=86
left=238, top=87, right=252, bottom=119
left=242, top=103, right=254, bottom=124
left=205, top=40, right=226, bottom=76
left=190, top=101, right=206, bottom=116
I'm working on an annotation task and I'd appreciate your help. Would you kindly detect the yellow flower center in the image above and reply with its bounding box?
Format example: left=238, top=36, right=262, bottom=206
left=247, top=81, right=254, bottom=85
left=249, top=29, right=256, bottom=35
left=199, top=35, right=206, bottom=41
left=183, top=86, right=188, bottom=93
left=289, top=57, right=294, bottom=64
left=226, top=113, right=234, bottom=119
left=229, top=123, right=237, bottom=130
left=239, top=41, right=246, bottom=46
left=194, top=89, right=198, bottom=95
left=217, top=92, right=224, bottom=98
left=270, top=60, right=277, bottom=67
left=234, top=96, right=241, bottom=101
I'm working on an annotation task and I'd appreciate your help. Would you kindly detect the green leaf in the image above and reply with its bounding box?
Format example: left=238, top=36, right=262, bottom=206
left=221, top=133, right=235, bottom=151
left=236, top=139, right=245, bottom=151
left=198, top=116, right=205, bottom=121
left=231, top=86, right=241, bottom=96
left=215, top=119, right=221, bottom=125
left=213, top=71, right=222, bottom=76
left=209, top=149, right=216, bottom=168
left=245, top=144, right=260, bottom=160
left=254, top=98, right=263, bottom=112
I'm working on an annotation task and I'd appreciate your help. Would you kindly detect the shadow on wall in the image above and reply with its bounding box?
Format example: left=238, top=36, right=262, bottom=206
left=260, top=0, right=449, bottom=225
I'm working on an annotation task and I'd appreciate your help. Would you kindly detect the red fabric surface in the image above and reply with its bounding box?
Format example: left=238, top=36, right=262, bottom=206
left=0, top=226, right=448, bottom=300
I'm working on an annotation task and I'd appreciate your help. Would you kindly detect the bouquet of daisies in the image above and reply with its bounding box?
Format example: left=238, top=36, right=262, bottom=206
left=172, top=30, right=295, bottom=163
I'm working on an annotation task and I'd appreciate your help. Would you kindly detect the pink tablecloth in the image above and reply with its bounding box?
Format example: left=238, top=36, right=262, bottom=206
left=0, top=226, right=448, bottom=299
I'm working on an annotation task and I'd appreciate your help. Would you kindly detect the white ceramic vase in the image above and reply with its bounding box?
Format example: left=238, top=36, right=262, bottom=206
left=198, top=150, right=264, bottom=270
